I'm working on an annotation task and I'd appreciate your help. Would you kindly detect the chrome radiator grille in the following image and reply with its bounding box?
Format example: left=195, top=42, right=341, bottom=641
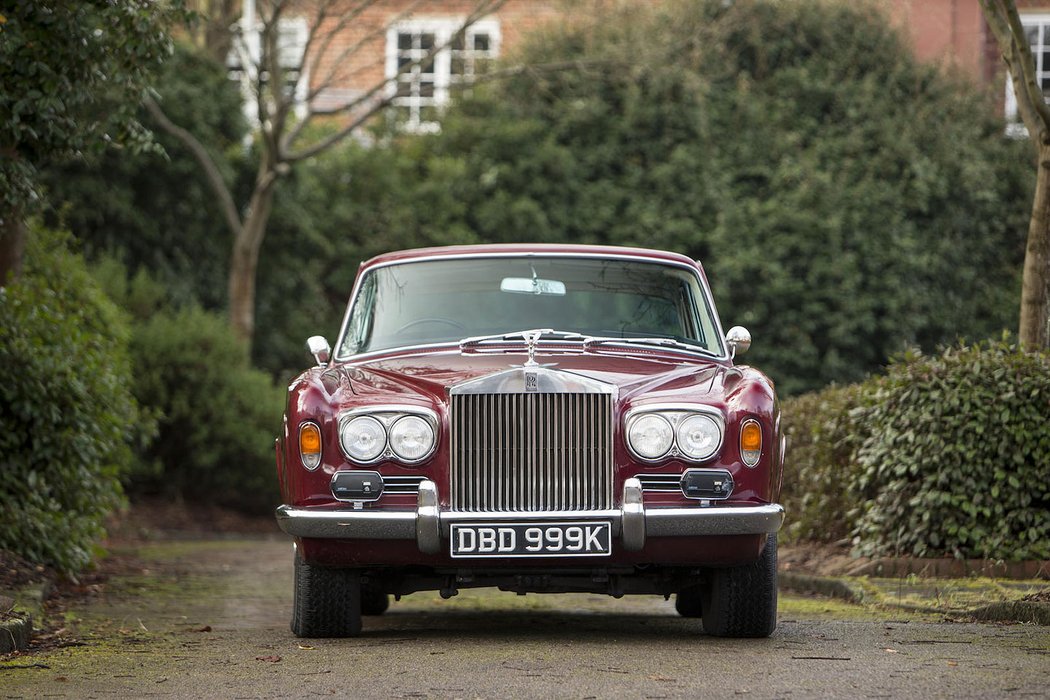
left=450, top=393, right=613, bottom=512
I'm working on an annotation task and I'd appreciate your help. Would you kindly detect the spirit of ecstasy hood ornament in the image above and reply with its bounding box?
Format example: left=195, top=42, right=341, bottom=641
left=521, top=329, right=547, bottom=367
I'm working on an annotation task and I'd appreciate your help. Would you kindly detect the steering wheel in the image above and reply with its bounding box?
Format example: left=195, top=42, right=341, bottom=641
left=395, top=317, right=467, bottom=334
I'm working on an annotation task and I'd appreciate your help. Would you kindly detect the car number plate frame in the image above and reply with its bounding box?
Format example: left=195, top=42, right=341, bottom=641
left=449, top=521, right=612, bottom=558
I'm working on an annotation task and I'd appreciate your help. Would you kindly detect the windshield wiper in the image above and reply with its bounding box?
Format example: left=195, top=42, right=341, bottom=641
left=583, top=335, right=715, bottom=356
left=459, top=329, right=589, bottom=351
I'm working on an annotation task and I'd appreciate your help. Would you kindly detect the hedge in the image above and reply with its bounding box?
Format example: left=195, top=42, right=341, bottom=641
left=852, top=341, right=1050, bottom=560
left=0, top=229, right=147, bottom=575
left=784, top=340, right=1050, bottom=561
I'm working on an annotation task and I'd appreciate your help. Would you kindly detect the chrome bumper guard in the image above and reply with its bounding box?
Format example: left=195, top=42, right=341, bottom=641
left=275, top=478, right=784, bottom=554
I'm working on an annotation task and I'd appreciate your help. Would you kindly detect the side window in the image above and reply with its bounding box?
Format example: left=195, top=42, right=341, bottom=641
left=341, top=273, right=376, bottom=356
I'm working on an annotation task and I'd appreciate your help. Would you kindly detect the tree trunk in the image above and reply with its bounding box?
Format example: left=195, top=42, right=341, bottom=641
left=202, top=0, right=239, bottom=65
left=1020, top=145, right=1050, bottom=349
left=0, top=208, right=27, bottom=286
left=228, top=180, right=276, bottom=348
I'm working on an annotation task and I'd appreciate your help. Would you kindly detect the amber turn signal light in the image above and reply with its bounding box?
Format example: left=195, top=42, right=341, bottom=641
left=299, top=422, right=322, bottom=470
left=740, top=420, right=761, bottom=468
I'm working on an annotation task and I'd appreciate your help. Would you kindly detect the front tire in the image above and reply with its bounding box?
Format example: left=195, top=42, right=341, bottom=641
left=701, top=534, right=778, bottom=638
left=291, top=553, right=362, bottom=638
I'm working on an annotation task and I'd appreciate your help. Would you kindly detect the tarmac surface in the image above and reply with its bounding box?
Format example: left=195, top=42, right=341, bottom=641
left=2, top=536, right=1049, bottom=699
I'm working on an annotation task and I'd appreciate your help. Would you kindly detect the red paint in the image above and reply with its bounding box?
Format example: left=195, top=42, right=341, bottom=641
left=277, top=245, right=783, bottom=573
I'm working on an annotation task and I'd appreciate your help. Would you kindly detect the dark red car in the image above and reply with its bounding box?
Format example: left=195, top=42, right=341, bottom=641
left=275, top=244, right=784, bottom=637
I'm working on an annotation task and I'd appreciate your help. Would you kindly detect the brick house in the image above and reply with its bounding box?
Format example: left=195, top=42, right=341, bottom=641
left=888, top=0, right=1050, bottom=132
left=238, top=0, right=1050, bottom=132
left=234, top=0, right=564, bottom=131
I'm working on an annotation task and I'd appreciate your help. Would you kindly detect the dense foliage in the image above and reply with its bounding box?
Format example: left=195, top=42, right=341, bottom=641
left=783, top=340, right=1050, bottom=560
left=0, top=0, right=177, bottom=217
left=40, top=2, right=1032, bottom=393
left=94, top=263, right=285, bottom=513
left=401, top=0, right=1031, bottom=393
left=852, top=341, right=1050, bottom=560
left=43, top=45, right=247, bottom=310
left=780, top=383, right=872, bottom=543
left=0, top=230, right=147, bottom=575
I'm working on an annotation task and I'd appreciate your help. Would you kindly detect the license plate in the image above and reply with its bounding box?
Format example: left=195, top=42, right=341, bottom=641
left=450, top=521, right=612, bottom=558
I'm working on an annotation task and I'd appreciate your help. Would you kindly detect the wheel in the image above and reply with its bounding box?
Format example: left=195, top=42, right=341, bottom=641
left=675, top=586, right=703, bottom=618
left=290, top=553, right=362, bottom=638
left=361, top=587, right=390, bottom=616
left=701, top=534, right=778, bottom=638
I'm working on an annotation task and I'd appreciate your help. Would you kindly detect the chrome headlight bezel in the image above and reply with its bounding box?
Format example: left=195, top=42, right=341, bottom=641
left=337, top=406, right=439, bottom=465
left=388, top=414, right=437, bottom=462
left=624, top=405, right=725, bottom=464
left=626, top=412, right=675, bottom=460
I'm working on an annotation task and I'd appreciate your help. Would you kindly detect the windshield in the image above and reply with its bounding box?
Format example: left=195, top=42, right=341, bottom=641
left=337, top=256, right=724, bottom=358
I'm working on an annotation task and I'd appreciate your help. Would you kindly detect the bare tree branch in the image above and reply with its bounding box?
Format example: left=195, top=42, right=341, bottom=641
left=280, top=0, right=430, bottom=151
left=284, top=0, right=507, bottom=161
left=143, top=93, right=243, bottom=238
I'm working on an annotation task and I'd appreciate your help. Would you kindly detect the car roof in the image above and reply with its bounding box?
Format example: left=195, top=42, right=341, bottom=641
left=359, top=243, right=700, bottom=271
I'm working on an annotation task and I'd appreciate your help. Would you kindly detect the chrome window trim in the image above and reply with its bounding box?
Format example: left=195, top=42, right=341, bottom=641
left=337, top=405, right=440, bottom=466
left=624, top=404, right=726, bottom=465
left=332, top=251, right=730, bottom=363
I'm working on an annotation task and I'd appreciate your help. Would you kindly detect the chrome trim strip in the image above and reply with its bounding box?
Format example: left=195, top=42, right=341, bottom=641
left=276, top=505, right=416, bottom=539
left=275, top=502, right=784, bottom=543
left=331, top=251, right=730, bottom=363
left=646, top=504, right=784, bottom=537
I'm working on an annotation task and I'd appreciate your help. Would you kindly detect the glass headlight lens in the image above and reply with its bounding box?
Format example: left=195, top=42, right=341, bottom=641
left=389, top=415, right=435, bottom=462
left=340, top=416, right=386, bottom=462
left=628, top=413, right=674, bottom=460
left=676, top=413, right=722, bottom=461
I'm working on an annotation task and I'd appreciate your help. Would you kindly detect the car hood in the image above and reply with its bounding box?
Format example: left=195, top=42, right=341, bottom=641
left=320, top=347, right=735, bottom=407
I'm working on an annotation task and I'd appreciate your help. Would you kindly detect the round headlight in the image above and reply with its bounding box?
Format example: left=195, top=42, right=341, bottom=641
left=676, top=413, right=722, bottom=461
left=628, top=413, right=674, bottom=460
left=340, top=416, right=387, bottom=462
left=389, top=415, right=436, bottom=462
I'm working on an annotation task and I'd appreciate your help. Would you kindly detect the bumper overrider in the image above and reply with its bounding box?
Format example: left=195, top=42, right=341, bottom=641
left=276, top=478, right=784, bottom=554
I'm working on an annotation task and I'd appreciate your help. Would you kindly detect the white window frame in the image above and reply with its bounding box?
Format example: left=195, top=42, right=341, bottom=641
left=1005, top=13, right=1050, bottom=138
left=229, top=15, right=309, bottom=127
left=385, top=18, right=501, bottom=133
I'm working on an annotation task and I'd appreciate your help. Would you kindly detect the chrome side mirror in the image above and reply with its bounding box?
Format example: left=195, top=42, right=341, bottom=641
left=306, top=336, right=331, bottom=366
left=725, top=326, right=751, bottom=359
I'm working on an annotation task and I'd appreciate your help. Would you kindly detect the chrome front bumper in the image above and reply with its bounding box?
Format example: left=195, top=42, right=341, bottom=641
left=275, top=478, right=784, bottom=555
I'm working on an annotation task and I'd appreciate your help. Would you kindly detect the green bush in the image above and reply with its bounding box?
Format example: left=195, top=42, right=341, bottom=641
left=125, top=304, right=284, bottom=513
left=399, top=0, right=1030, bottom=394
left=781, top=383, right=872, bottom=543
left=0, top=228, right=147, bottom=575
left=852, top=341, right=1050, bottom=560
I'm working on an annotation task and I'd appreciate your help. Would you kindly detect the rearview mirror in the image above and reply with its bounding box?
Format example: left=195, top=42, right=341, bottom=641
left=500, top=277, right=566, bottom=296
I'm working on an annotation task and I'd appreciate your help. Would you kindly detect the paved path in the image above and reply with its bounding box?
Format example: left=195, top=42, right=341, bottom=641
left=2, top=537, right=1048, bottom=699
